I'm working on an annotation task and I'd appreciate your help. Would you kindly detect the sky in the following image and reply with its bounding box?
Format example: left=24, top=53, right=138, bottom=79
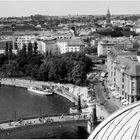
left=1, top=1, right=140, bottom=17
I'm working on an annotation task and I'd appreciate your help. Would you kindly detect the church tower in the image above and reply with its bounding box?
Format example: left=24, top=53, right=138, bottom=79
left=106, top=9, right=112, bottom=27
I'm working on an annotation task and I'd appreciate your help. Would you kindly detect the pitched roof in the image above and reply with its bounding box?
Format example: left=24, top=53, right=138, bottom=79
left=68, top=37, right=84, bottom=46
left=115, top=55, right=140, bottom=76
left=57, top=37, right=85, bottom=46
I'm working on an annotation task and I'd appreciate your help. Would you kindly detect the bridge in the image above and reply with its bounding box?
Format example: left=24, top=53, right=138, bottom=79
left=0, top=113, right=90, bottom=130
left=0, top=113, right=91, bottom=138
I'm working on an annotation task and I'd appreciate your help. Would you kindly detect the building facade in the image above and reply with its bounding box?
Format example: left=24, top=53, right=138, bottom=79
left=15, top=35, right=37, bottom=50
left=0, top=39, right=13, bottom=54
left=97, top=39, right=117, bottom=56
left=107, top=45, right=140, bottom=103
left=57, top=37, right=85, bottom=54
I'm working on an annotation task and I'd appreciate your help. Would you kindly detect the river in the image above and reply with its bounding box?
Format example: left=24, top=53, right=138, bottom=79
left=0, top=85, right=89, bottom=139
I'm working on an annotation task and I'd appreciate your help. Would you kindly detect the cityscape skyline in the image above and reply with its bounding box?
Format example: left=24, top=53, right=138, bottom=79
left=1, top=1, right=140, bottom=17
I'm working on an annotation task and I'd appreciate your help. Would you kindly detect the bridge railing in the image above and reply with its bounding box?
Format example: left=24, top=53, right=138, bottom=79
left=0, top=113, right=90, bottom=130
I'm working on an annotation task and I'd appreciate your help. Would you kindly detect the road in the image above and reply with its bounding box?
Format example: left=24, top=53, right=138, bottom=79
left=88, top=73, right=119, bottom=115
left=94, top=83, right=119, bottom=114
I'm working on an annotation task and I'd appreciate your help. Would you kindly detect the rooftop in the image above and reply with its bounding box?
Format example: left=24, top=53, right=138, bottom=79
left=115, top=55, right=140, bottom=76
left=68, top=37, right=84, bottom=46
left=57, top=37, right=85, bottom=46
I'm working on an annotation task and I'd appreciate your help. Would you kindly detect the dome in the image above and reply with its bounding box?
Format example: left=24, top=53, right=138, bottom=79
left=88, top=101, right=140, bottom=140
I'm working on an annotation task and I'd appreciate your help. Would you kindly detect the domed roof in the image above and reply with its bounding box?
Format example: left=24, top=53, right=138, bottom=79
left=88, top=101, right=140, bottom=140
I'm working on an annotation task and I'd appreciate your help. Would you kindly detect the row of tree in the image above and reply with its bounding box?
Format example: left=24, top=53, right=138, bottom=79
left=96, top=26, right=137, bottom=37
left=0, top=42, right=93, bottom=86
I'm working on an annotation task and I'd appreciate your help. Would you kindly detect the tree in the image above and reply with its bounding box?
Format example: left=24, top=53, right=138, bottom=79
left=9, top=43, right=13, bottom=60
left=31, top=64, right=39, bottom=78
left=48, top=58, right=58, bottom=81
left=0, top=54, right=7, bottom=67
left=83, top=47, right=97, bottom=54
left=27, top=42, right=33, bottom=56
left=5, top=42, right=9, bottom=57
left=2, top=60, right=19, bottom=77
left=33, top=41, right=38, bottom=55
left=24, top=64, right=34, bottom=76
left=16, top=44, right=28, bottom=69
left=71, top=61, right=87, bottom=86
left=38, top=63, right=49, bottom=81
left=22, top=44, right=27, bottom=56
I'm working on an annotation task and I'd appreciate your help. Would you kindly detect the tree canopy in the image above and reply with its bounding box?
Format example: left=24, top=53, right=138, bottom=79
left=0, top=41, right=93, bottom=86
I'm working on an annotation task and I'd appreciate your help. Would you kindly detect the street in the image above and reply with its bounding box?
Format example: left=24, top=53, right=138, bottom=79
left=94, top=83, right=119, bottom=114
left=88, top=70, right=119, bottom=115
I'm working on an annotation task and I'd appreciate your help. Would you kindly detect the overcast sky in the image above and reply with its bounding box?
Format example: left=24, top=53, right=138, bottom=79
left=1, top=1, right=140, bottom=17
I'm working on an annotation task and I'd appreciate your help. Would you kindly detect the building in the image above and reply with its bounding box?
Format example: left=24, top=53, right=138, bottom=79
left=37, top=41, right=47, bottom=54
left=107, top=44, right=140, bottom=103
left=43, top=39, right=60, bottom=55
left=15, top=35, right=37, bottom=50
left=97, top=38, right=117, bottom=56
left=88, top=101, right=140, bottom=140
left=105, top=9, right=112, bottom=27
left=0, top=39, right=13, bottom=54
left=57, top=37, right=85, bottom=54
left=97, top=37, right=135, bottom=57
left=37, top=38, right=60, bottom=55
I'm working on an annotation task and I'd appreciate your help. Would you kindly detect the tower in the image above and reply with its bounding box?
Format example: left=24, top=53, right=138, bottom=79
left=106, top=9, right=111, bottom=24
left=106, top=9, right=112, bottom=27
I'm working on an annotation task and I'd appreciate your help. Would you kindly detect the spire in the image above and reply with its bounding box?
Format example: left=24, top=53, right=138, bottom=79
left=107, top=9, right=110, bottom=15
left=106, top=9, right=111, bottom=26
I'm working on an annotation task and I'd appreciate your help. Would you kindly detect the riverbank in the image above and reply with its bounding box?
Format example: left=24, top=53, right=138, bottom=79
left=0, top=78, right=88, bottom=107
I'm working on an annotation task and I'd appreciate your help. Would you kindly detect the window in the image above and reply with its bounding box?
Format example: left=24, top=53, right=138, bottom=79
left=131, top=96, right=134, bottom=103
left=137, top=82, right=140, bottom=92
left=131, top=81, right=135, bottom=92
left=122, top=84, right=124, bottom=89
left=122, top=77, right=124, bottom=82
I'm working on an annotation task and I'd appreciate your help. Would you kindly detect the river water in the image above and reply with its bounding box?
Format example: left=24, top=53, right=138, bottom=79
left=0, top=86, right=89, bottom=139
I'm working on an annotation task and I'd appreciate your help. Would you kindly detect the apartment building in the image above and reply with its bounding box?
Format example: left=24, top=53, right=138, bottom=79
left=97, top=38, right=117, bottom=56
left=57, top=37, right=85, bottom=54
left=15, top=35, right=37, bottom=50
left=107, top=44, right=140, bottom=103
left=0, top=39, right=12, bottom=54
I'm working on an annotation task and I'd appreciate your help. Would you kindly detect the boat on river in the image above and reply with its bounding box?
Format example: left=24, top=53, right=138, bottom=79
left=27, top=86, right=53, bottom=96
